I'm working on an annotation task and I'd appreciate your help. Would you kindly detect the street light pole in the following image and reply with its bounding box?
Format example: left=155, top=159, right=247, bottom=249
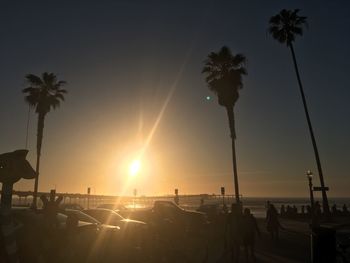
left=307, top=170, right=315, bottom=211
left=306, top=170, right=320, bottom=228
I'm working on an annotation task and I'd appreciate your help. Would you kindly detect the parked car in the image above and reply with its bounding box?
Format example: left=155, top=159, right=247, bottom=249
left=197, top=203, right=221, bottom=221
left=11, top=207, right=98, bottom=262
left=59, top=203, right=84, bottom=211
left=154, top=201, right=208, bottom=234
left=12, top=207, right=143, bottom=262
left=84, top=208, right=148, bottom=249
left=97, top=203, right=129, bottom=213
left=61, top=209, right=121, bottom=232
left=84, top=208, right=146, bottom=228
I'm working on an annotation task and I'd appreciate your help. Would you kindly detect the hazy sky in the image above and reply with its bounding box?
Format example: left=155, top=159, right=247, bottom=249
left=1, top=1, right=349, bottom=197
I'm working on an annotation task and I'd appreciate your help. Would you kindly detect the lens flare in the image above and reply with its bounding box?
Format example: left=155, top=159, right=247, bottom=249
left=129, top=160, right=141, bottom=176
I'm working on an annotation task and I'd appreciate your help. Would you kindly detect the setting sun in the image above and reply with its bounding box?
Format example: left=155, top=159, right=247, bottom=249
left=129, top=159, right=141, bottom=176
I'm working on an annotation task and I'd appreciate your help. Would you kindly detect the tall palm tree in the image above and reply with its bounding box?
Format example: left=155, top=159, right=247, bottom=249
left=268, top=9, right=330, bottom=216
left=202, top=46, right=247, bottom=204
left=22, top=72, right=67, bottom=208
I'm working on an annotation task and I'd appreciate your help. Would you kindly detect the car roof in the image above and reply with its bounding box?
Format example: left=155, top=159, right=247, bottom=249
left=84, top=208, right=124, bottom=219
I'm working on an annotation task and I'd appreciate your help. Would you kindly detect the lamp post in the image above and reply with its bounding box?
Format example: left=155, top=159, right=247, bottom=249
left=307, top=170, right=320, bottom=229
left=306, top=170, right=315, bottom=211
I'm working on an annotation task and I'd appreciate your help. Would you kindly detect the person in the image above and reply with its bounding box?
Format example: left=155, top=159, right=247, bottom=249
left=342, top=204, right=349, bottom=215
left=266, top=204, right=280, bottom=241
left=242, top=208, right=260, bottom=262
left=265, top=201, right=271, bottom=218
left=314, top=201, right=322, bottom=217
left=280, top=205, right=286, bottom=217
left=223, top=203, right=228, bottom=214
left=331, top=204, right=338, bottom=215
left=226, top=203, right=243, bottom=263
left=286, top=205, right=292, bottom=217
left=301, top=205, right=305, bottom=215
left=292, top=205, right=298, bottom=217
left=174, top=195, right=179, bottom=205
left=306, top=205, right=311, bottom=215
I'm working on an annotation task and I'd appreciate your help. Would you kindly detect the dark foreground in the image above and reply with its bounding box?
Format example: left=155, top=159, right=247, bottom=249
left=7, top=208, right=350, bottom=263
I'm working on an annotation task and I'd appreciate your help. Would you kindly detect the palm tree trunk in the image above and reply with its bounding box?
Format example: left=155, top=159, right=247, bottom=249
left=225, top=106, right=240, bottom=204
left=32, top=112, right=45, bottom=208
left=289, top=43, right=330, bottom=217
left=25, top=105, right=31, bottom=149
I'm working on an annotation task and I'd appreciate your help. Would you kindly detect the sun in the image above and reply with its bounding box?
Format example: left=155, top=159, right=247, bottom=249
left=129, top=159, right=141, bottom=177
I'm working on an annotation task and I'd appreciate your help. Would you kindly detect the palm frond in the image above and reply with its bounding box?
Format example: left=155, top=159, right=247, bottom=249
left=268, top=8, right=307, bottom=46
left=25, top=74, right=43, bottom=86
left=202, top=46, right=247, bottom=108
left=54, top=93, right=65, bottom=101
left=22, top=72, right=67, bottom=114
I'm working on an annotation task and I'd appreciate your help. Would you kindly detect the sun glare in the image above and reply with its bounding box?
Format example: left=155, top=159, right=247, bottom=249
left=129, top=159, right=141, bottom=176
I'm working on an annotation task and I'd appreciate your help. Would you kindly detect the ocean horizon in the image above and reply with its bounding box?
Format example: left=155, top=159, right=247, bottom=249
left=11, top=194, right=350, bottom=218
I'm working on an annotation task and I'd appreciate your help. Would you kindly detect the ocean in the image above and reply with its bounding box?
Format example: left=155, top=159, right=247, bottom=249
left=12, top=195, right=350, bottom=218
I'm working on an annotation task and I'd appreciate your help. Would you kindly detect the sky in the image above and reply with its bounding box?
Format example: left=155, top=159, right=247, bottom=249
left=0, top=1, right=349, bottom=197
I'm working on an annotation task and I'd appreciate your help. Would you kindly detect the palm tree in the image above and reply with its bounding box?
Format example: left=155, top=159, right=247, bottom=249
left=268, top=9, right=330, bottom=216
left=22, top=72, right=67, bottom=208
left=202, top=46, right=247, bottom=203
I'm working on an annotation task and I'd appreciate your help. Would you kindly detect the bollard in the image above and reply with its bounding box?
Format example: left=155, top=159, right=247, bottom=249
left=311, top=226, right=336, bottom=263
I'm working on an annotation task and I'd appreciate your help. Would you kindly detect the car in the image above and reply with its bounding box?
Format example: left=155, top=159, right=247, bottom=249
left=84, top=208, right=148, bottom=249
left=152, top=201, right=208, bottom=231
left=97, top=203, right=129, bottom=213
left=83, top=208, right=146, bottom=228
left=197, top=204, right=221, bottom=221
left=59, top=203, right=84, bottom=211
left=11, top=207, right=98, bottom=262
left=61, top=209, right=121, bottom=232
left=12, top=207, right=143, bottom=262
left=12, top=207, right=97, bottom=231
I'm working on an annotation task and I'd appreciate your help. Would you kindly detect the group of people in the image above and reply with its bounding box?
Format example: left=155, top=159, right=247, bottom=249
left=223, top=201, right=285, bottom=262
left=331, top=203, right=349, bottom=215
left=279, top=202, right=349, bottom=218
left=225, top=203, right=261, bottom=262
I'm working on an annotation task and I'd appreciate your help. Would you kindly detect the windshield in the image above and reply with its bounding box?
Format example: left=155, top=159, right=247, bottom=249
left=111, top=211, right=124, bottom=220
left=66, top=210, right=101, bottom=224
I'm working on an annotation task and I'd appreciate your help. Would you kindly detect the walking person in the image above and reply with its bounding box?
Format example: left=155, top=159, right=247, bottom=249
left=242, top=208, right=261, bottom=262
left=266, top=204, right=281, bottom=241
left=226, top=203, right=243, bottom=263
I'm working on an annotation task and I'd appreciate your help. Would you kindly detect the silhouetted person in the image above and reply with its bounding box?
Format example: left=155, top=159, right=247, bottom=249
left=227, top=203, right=243, bottom=263
left=314, top=201, right=322, bottom=217
left=342, top=204, right=349, bottom=215
left=286, top=205, right=292, bottom=217
left=301, top=205, right=305, bottom=215
left=280, top=205, right=286, bottom=217
left=40, top=193, right=63, bottom=230
left=265, top=200, right=271, bottom=218
left=57, top=214, right=79, bottom=261
left=242, top=208, right=260, bottom=262
left=266, top=204, right=280, bottom=241
left=331, top=204, right=338, bottom=215
left=40, top=192, right=63, bottom=261
left=174, top=195, right=179, bottom=205
left=223, top=203, right=228, bottom=214
left=292, top=205, right=298, bottom=217
left=306, top=205, right=312, bottom=215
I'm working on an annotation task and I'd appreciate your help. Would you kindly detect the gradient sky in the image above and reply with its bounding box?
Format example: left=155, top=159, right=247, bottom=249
left=1, top=1, right=349, bottom=197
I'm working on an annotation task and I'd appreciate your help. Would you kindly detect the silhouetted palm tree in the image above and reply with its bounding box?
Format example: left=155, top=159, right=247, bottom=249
left=202, top=46, right=247, bottom=203
left=268, top=9, right=330, bottom=216
left=22, top=72, right=67, bottom=208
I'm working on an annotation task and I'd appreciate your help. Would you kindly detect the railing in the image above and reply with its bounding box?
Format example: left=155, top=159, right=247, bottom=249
left=2, top=190, right=237, bottom=209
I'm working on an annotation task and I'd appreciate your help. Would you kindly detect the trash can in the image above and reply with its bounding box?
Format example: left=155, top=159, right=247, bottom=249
left=311, top=226, right=336, bottom=263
